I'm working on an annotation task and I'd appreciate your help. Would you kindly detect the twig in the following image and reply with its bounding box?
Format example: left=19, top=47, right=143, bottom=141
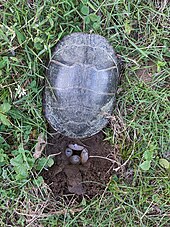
left=89, top=149, right=134, bottom=172
left=89, top=155, right=116, bottom=164
left=15, top=208, right=83, bottom=218
left=99, top=176, right=112, bottom=207
left=112, top=149, right=134, bottom=172
left=48, top=152, right=61, bottom=158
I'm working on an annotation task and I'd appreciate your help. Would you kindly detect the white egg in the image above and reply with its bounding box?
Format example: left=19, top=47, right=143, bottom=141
left=69, top=155, right=81, bottom=164
left=80, top=148, right=89, bottom=164
left=68, top=143, right=84, bottom=151
left=65, top=148, right=73, bottom=157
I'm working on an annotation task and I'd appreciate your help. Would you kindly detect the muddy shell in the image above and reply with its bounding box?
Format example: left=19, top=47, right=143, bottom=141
left=44, top=33, right=120, bottom=138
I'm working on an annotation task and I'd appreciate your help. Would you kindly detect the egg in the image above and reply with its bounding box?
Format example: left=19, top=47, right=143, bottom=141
left=68, top=143, right=84, bottom=151
left=69, top=155, right=81, bottom=164
left=65, top=148, right=73, bottom=157
left=80, top=148, right=89, bottom=164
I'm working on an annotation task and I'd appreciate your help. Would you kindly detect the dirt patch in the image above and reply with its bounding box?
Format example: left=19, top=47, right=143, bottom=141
left=135, top=61, right=157, bottom=83
left=42, top=127, right=120, bottom=198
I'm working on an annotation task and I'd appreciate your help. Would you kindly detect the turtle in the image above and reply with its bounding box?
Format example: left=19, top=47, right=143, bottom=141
left=44, top=33, right=120, bottom=138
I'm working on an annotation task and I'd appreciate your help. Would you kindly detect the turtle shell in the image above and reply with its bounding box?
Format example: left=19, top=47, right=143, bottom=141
left=44, top=33, right=120, bottom=138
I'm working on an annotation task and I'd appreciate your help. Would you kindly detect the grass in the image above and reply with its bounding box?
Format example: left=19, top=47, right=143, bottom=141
left=0, top=0, right=170, bottom=226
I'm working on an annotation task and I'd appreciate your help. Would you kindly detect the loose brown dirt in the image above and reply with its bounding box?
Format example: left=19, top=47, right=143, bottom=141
left=135, top=61, right=157, bottom=83
left=42, top=127, right=120, bottom=198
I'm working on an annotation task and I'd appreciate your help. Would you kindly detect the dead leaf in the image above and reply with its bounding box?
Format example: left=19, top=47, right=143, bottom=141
left=33, top=133, right=46, bottom=159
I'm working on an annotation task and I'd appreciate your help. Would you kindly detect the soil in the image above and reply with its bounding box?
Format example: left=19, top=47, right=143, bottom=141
left=135, top=61, right=157, bottom=83
left=42, top=127, right=119, bottom=198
